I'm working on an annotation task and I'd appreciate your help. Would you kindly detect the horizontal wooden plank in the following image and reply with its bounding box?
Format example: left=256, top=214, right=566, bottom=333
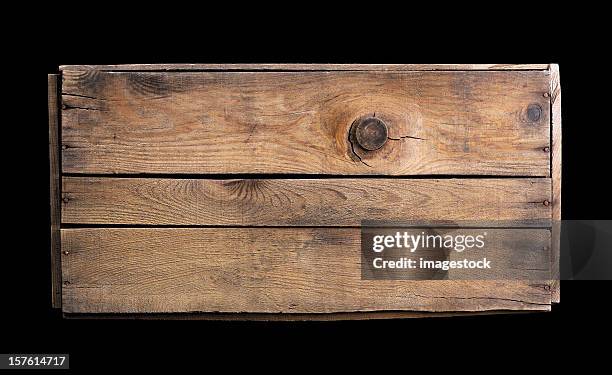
left=62, top=178, right=551, bottom=225
left=61, top=228, right=552, bottom=314
left=65, top=310, right=533, bottom=321
left=60, top=64, right=551, bottom=71
left=62, top=71, right=551, bottom=175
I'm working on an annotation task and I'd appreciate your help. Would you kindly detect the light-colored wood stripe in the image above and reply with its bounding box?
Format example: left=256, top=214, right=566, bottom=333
left=550, top=63, right=562, bottom=303
left=61, top=71, right=550, bottom=175
left=48, top=74, right=61, bottom=309
left=550, top=64, right=562, bottom=221
left=61, top=228, right=552, bottom=314
left=62, top=178, right=551, bottom=225
left=60, top=64, right=550, bottom=72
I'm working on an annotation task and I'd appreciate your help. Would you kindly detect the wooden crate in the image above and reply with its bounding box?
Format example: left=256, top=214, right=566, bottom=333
left=48, top=64, right=561, bottom=319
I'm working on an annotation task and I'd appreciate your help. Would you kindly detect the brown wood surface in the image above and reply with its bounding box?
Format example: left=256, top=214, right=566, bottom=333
left=550, top=64, right=562, bottom=222
left=65, top=310, right=537, bottom=321
left=550, top=64, right=562, bottom=303
left=62, top=177, right=551, bottom=225
left=48, top=74, right=62, bottom=308
left=60, top=64, right=550, bottom=72
left=61, top=71, right=550, bottom=175
left=61, top=228, right=552, bottom=314
left=55, top=64, right=560, bottom=317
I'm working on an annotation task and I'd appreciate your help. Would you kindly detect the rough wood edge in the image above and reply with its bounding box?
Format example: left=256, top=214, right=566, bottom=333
left=63, top=309, right=548, bottom=321
left=48, top=74, right=62, bottom=309
left=550, top=64, right=562, bottom=303
left=59, top=63, right=551, bottom=72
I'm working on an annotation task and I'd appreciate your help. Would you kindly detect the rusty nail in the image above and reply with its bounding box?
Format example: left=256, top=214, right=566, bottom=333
left=543, top=200, right=550, bottom=206
left=64, top=280, right=70, bottom=285
left=354, top=117, right=388, bottom=151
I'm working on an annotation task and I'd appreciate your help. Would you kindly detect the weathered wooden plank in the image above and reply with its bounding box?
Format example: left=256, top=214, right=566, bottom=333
left=62, top=71, right=550, bottom=175
left=60, top=64, right=550, bottom=72
left=65, top=310, right=533, bottom=320
left=61, top=228, right=552, bottom=314
left=550, top=64, right=562, bottom=221
left=48, top=74, right=62, bottom=308
left=62, top=178, right=551, bottom=225
left=550, top=64, right=562, bottom=303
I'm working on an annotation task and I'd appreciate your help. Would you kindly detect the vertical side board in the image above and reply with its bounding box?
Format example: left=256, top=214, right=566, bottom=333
left=49, top=74, right=62, bottom=308
left=550, top=64, right=562, bottom=303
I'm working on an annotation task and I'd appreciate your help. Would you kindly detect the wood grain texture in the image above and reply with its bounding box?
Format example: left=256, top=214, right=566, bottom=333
left=61, top=228, right=552, bottom=314
left=550, top=64, right=562, bottom=303
left=550, top=64, right=562, bottom=221
left=48, top=74, right=61, bottom=308
left=60, top=64, right=550, bottom=72
left=62, top=177, right=551, bottom=225
left=65, top=310, right=535, bottom=321
left=61, top=71, right=550, bottom=175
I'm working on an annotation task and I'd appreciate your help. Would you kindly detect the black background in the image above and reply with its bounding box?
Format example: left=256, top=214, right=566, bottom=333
left=2, top=5, right=610, bottom=371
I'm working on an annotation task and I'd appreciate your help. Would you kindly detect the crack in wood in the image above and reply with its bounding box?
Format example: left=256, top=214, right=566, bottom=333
left=62, top=92, right=107, bottom=101
left=409, top=293, right=551, bottom=306
left=347, top=128, right=373, bottom=168
left=387, top=135, right=427, bottom=141
left=63, top=104, right=102, bottom=111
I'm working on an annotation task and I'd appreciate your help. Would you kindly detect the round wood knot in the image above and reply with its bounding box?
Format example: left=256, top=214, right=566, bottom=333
left=354, top=117, right=388, bottom=151
left=527, top=104, right=542, bottom=122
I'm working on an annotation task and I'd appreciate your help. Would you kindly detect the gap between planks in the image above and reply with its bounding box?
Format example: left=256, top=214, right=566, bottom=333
left=61, top=173, right=552, bottom=179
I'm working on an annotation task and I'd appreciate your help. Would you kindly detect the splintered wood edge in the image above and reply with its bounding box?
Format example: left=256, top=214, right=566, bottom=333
left=550, top=64, right=562, bottom=303
left=48, top=74, right=62, bottom=309
left=59, top=63, right=550, bottom=72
